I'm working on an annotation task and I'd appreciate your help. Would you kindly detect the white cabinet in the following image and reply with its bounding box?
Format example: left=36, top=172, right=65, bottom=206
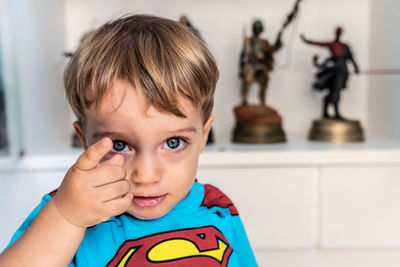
left=198, top=167, right=317, bottom=249
left=321, top=166, right=400, bottom=248
left=197, top=141, right=400, bottom=251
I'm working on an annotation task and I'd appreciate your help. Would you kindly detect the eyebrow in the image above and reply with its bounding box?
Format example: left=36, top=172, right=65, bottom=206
left=166, top=126, right=197, bottom=134
left=92, top=127, right=197, bottom=140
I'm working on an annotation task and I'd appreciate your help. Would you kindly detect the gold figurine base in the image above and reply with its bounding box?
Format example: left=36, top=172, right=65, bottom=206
left=308, top=118, right=364, bottom=143
left=233, top=124, right=286, bottom=143
left=232, top=105, right=286, bottom=144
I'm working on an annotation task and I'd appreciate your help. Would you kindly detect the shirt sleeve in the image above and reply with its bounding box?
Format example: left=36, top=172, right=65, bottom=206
left=230, top=215, right=258, bottom=266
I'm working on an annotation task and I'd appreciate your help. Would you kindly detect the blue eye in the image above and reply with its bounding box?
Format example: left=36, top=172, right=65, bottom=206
left=112, top=140, right=128, bottom=152
left=163, top=137, right=186, bottom=151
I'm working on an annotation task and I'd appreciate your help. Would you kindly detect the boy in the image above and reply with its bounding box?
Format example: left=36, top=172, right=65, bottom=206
left=0, top=14, right=257, bottom=266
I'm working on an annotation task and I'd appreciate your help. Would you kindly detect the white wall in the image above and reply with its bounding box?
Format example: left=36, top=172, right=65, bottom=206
left=11, top=0, right=70, bottom=155
left=64, top=0, right=370, bottom=143
left=368, top=0, right=400, bottom=139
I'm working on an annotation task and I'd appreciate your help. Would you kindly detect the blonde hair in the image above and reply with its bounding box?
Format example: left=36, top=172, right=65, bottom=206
left=64, top=14, right=219, bottom=127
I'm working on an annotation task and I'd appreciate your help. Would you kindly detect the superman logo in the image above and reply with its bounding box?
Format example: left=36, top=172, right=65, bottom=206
left=107, top=226, right=232, bottom=266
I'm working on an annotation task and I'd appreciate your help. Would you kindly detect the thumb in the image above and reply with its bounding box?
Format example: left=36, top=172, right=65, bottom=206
left=75, top=138, right=113, bottom=171
left=98, top=154, right=125, bottom=167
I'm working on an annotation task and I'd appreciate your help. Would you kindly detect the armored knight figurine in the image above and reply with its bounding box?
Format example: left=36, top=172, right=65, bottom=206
left=232, top=0, right=303, bottom=144
left=240, top=20, right=282, bottom=106
left=233, top=20, right=286, bottom=143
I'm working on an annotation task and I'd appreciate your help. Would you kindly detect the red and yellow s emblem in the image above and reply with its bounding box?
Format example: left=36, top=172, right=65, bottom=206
left=107, top=226, right=232, bottom=266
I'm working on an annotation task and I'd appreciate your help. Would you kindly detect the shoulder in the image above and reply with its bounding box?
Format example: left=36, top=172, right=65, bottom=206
left=261, top=39, right=270, bottom=44
left=200, top=183, right=239, bottom=216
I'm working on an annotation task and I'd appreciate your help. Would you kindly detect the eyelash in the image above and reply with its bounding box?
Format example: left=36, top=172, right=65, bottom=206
left=162, top=136, right=189, bottom=152
left=110, top=136, right=189, bottom=153
left=111, top=140, right=129, bottom=152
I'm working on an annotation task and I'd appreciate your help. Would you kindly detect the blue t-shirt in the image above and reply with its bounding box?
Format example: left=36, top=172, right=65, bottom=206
left=7, top=182, right=258, bottom=266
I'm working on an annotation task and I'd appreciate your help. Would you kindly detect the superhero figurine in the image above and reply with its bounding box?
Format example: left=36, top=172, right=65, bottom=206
left=239, top=20, right=282, bottom=106
left=301, top=27, right=360, bottom=120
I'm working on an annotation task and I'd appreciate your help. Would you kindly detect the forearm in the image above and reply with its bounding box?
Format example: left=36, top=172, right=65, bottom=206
left=0, top=198, right=85, bottom=267
left=305, top=40, right=329, bottom=47
left=351, top=58, right=359, bottom=72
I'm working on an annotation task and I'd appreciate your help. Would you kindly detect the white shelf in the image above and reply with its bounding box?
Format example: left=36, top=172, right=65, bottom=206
left=1, top=137, right=400, bottom=172
left=200, top=137, right=400, bottom=167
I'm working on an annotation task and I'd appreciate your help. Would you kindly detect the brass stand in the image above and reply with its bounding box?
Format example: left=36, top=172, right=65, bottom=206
left=308, top=119, right=364, bottom=143
left=233, top=105, right=286, bottom=144
left=233, top=124, right=285, bottom=143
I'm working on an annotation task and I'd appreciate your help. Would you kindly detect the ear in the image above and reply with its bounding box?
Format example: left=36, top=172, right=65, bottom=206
left=200, top=115, right=214, bottom=152
left=73, top=121, right=89, bottom=150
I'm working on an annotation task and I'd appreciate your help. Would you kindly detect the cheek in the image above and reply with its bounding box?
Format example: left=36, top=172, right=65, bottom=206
left=162, top=151, right=199, bottom=183
left=164, top=149, right=193, bottom=164
left=168, top=154, right=199, bottom=185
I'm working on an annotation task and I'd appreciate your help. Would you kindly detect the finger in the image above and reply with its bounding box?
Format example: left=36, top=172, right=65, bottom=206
left=97, top=179, right=130, bottom=202
left=90, top=165, right=127, bottom=187
left=104, top=193, right=133, bottom=216
left=75, top=138, right=113, bottom=171
left=98, top=154, right=124, bottom=167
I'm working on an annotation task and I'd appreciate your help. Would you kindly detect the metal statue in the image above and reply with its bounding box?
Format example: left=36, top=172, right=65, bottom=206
left=233, top=0, right=304, bottom=144
left=301, top=27, right=364, bottom=143
left=239, top=0, right=303, bottom=106
left=239, top=20, right=282, bottom=106
left=301, top=27, right=359, bottom=120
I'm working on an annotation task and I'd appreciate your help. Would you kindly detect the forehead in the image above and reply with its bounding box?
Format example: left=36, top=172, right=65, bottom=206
left=85, top=80, right=202, bottom=133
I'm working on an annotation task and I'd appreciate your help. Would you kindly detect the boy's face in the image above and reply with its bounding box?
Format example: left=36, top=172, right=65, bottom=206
left=75, top=80, right=213, bottom=220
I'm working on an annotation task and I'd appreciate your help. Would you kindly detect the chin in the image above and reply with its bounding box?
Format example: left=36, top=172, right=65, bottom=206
left=126, top=207, right=169, bottom=220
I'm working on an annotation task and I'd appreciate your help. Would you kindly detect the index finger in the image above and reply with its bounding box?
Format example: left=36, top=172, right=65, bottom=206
left=75, top=138, right=113, bottom=171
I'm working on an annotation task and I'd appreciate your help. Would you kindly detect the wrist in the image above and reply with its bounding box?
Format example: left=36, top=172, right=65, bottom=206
left=51, top=197, right=87, bottom=231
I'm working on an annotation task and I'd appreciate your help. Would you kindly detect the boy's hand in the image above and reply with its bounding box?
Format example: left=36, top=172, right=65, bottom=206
left=54, top=138, right=132, bottom=228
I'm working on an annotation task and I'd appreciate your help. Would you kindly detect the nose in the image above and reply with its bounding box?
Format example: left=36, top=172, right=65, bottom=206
left=129, top=151, right=162, bottom=185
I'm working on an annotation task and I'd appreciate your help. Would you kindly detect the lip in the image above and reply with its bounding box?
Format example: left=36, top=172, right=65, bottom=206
left=133, top=194, right=167, bottom=207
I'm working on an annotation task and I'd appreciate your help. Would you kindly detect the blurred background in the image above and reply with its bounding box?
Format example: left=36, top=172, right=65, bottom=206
left=1, top=0, right=400, bottom=266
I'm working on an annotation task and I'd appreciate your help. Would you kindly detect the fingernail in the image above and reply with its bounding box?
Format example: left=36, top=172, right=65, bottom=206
left=101, top=138, right=111, bottom=147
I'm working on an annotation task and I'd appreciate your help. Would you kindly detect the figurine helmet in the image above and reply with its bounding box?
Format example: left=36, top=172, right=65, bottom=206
left=252, top=20, right=264, bottom=36
left=335, top=27, right=343, bottom=38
